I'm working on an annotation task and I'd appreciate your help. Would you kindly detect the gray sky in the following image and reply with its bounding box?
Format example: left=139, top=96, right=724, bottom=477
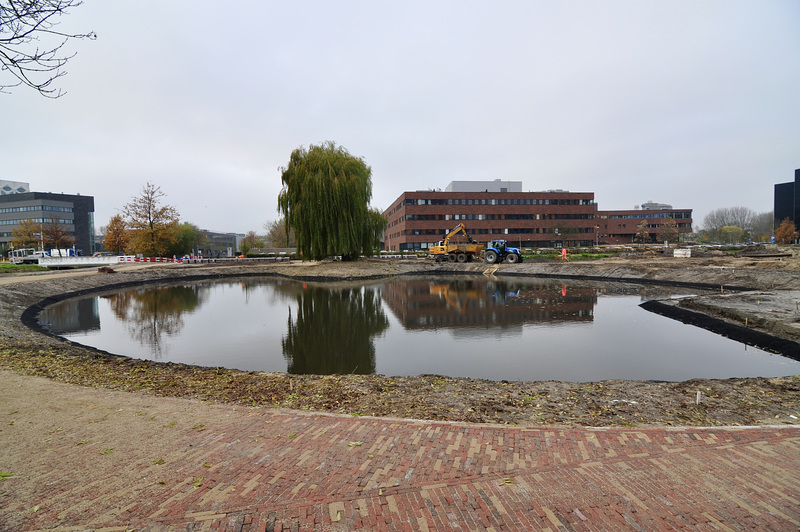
left=4, top=1, right=799, bottom=234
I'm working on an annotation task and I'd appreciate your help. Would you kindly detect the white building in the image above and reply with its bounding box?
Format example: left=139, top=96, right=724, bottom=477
left=445, top=179, right=523, bottom=193
left=0, top=181, right=30, bottom=195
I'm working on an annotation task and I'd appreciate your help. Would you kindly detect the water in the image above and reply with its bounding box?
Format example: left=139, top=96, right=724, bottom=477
left=38, top=277, right=800, bottom=382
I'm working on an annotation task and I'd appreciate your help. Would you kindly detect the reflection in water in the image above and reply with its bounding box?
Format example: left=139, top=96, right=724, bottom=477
left=103, top=285, right=208, bottom=358
left=382, top=278, right=597, bottom=331
left=281, top=285, right=389, bottom=374
left=38, top=298, right=100, bottom=333
left=37, top=277, right=799, bottom=381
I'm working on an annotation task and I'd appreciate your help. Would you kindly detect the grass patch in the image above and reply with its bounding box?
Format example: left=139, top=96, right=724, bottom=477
left=0, top=263, right=48, bottom=274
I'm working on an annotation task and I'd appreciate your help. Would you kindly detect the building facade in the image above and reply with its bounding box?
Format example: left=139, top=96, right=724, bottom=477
left=383, top=182, right=692, bottom=251
left=774, top=168, right=800, bottom=228
left=0, top=181, right=30, bottom=195
left=445, top=179, right=523, bottom=193
left=384, top=189, right=598, bottom=251
left=200, top=230, right=242, bottom=257
left=596, top=208, right=693, bottom=245
left=0, top=191, right=95, bottom=255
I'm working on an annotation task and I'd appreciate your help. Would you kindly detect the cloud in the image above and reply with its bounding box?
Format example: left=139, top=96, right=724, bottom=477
left=3, top=0, right=798, bottom=233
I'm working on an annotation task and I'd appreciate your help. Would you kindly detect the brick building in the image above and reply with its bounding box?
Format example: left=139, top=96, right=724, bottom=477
left=383, top=182, right=692, bottom=251
left=597, top=208, right=693, bottom=245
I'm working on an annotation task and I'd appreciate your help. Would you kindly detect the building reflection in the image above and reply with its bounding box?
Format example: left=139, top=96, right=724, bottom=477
left=382, top=278, right=597, bottom=331
left=38, top=298, right=100, bottom=333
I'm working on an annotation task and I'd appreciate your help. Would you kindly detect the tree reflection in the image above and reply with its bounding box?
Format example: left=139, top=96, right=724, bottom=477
left=103, top=285, right=207, bottom=358
left=282, top=285, right=388, bottom=374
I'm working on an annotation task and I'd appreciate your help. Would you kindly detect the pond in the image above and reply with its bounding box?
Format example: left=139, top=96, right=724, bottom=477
left=38, top=276, right=800, bottom=382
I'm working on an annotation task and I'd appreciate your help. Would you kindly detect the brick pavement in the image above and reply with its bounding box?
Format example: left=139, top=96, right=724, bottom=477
left=1, top=372, right=799, bottom=531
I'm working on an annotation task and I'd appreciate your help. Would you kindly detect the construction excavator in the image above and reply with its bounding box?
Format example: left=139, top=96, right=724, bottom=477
left=428, top=223, right=484, bottom=263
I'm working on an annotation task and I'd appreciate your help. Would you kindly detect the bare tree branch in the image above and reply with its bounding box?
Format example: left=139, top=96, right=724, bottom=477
left=0, top=0, right=95, bottom=97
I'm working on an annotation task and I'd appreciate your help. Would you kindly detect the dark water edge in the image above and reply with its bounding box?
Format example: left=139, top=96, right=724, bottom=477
left=640, top=300, right=800, bottom=360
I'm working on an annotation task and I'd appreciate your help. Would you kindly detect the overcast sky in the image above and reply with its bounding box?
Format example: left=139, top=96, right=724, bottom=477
left=4, top=1, right=799, bottom=234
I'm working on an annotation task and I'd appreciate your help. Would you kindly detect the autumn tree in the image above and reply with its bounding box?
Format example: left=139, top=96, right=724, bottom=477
left=122, top=183, right=180, bottom=257
left=0, top=0, right=96, bottom=97
left=239, top=230, right=263, bottom=254
left=634, top=220, right=651, bottom=244
left=42, top=221, right=74, bottom=249
left=264, top=218, right=296, bottom=248
left=10, top=218, right=39, bottom=249
left=775, top=218, right=798, bottom=244
left=278, top=142, right=387, bottom=260
left=103, top=214, right=129, bottom=254
left=660, top=217, right=679, bottom=244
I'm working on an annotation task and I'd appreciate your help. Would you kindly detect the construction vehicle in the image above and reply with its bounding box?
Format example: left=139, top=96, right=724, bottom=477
left=429, top=223, right=484, bottom=263
left=483, top=240, right=523, bottom=264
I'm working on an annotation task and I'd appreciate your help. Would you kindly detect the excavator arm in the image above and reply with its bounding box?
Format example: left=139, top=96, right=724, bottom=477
left=443, top=223, right=477, bottom=246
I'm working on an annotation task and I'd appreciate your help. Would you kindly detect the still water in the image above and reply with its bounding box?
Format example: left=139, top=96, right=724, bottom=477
left=38, top=277, right=800, bottom=382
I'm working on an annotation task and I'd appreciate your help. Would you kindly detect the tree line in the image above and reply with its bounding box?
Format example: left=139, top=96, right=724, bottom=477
left=699, top=207, right=792, bottom=243
left=9, top=219, right=75, bottom=251
left=11, top=142, right=387, bottom=259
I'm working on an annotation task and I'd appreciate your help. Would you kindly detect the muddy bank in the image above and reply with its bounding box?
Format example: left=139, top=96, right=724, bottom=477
left=0, top=257, right=799, bottom=427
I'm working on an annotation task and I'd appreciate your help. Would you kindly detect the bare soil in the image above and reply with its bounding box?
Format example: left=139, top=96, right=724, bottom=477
left=1, top=247, right=799, bottom=429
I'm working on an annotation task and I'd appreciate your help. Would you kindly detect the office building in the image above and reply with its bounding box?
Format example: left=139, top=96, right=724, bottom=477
left=596, top=208, right=693, bottom=245
left=0, top=186, right=95, bottom=255
left=383, top=181, right=692, bottom=250
left=774, top=168, right=800, bottom=228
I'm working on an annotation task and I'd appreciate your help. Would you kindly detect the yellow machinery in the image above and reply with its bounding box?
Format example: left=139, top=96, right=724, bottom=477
left=429, top=223, right=484, bottom=262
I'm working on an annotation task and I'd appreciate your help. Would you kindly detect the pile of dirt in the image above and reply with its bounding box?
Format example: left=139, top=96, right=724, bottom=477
left=0, top=254, right=798, bottom=428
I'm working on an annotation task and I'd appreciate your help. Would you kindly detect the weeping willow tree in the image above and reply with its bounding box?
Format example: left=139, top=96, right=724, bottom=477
left=278, top=142, right=387, bottom=260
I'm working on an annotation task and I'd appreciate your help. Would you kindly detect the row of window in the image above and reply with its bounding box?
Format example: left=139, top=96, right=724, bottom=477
left=391, top=222, right=690, bottom=239
left=403, top=213, right=596, bottom=222
left=0, top=218, right=73, bottom=226
left=609, top=223, right=691, bottom=230
left=604, top=212, right=691, bottom=219
left=406, top=198, right=593, bottom=206
left=401, top=212, right=684, bottom=223
left=403, top=226, right=595, bottom=237
left=447, top=213, right=593, bottom=221
left=0, top=205, right=73, bottom=214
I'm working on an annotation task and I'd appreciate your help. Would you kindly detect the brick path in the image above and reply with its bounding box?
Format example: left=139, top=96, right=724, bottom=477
left=1, top=372, right=798, bottom=531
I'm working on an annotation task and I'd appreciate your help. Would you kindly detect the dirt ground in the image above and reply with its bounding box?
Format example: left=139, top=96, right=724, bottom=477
left=1, top=247, right=799, bottom=429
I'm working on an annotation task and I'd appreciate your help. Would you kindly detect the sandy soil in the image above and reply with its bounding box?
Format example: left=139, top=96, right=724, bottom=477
left=0, top=249, right=799, bottom=429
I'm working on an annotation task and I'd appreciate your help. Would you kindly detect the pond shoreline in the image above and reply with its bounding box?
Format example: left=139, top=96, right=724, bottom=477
left=1, top=257, right=799, bottom=427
